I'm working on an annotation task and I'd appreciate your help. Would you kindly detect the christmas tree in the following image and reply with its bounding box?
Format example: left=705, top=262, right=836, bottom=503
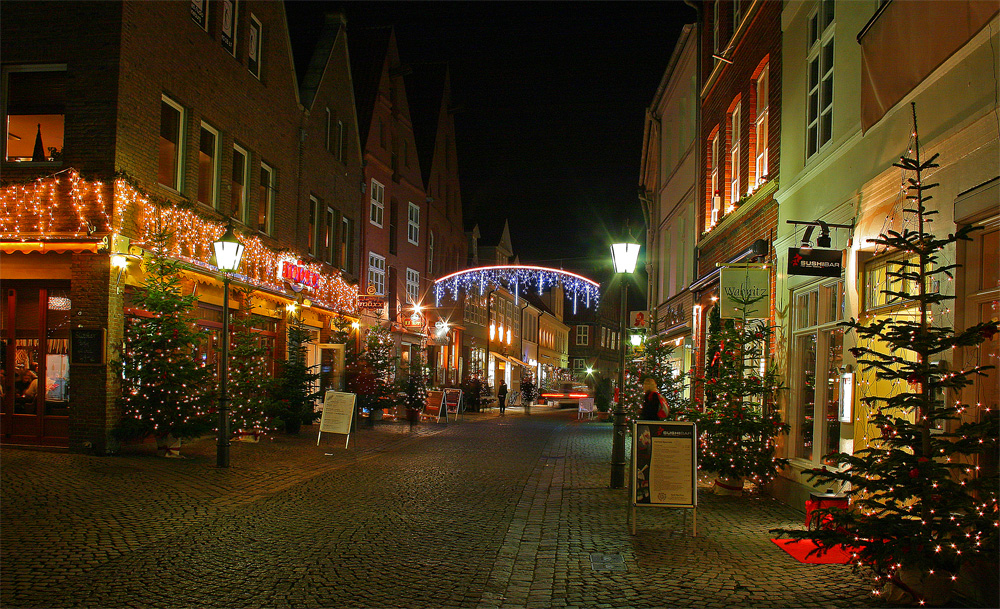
left=227, top=288, right=278, bottom=439
left=115, top=230, right=214, bottom=444
left=775, top=106, right=999, bottom=602
left=350, top=324, right=396, bottom=423
left=623, top=314, right=688, bottom=421
left=270, top=314, right=321, bottom=434
left=400, top=364, right=428, bottom=413
left=692, top=299, right=788, bottom=491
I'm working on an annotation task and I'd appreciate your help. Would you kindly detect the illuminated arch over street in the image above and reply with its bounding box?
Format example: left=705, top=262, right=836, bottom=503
left=433, top=265, right=601, bottom=313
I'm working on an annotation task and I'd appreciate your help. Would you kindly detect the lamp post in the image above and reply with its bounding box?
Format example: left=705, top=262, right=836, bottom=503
left=213, top=222, right=245, bottom=468
left=610, top=238, right=640, bottom=489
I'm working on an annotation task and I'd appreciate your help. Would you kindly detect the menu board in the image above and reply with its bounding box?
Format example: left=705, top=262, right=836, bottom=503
left=319, top=391, right=355, bottom=436
left=444, top=388, right=463, bottom=414
left=70, top=328, right=106, bottom=365
left=425, top=390, right=445, bottom=422
left=632, top=422, right=697, bottom=508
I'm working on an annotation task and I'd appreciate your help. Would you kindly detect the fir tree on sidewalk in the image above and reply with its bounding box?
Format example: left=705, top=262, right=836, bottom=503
left=775, top=105, right=999, bottom=603
left=623, top=314, right=687, bottom=420
left=115, top=230, right=214, bottom=445
left=271, top=314, right=321, bottom=434
left=228, top=288, right=278, bottom=439
left=692, top=297, right=788, bottom=492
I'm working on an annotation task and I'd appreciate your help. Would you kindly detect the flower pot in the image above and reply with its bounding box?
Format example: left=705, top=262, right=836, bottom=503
left=883, top=568, right=954, bottom=606
left=155, top=434, right=183, bottom=458
left=713, top=475, right=744, bottom=495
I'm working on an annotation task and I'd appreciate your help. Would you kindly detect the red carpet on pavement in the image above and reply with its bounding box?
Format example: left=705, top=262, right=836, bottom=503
left=771, top=538, right=855, bottom=564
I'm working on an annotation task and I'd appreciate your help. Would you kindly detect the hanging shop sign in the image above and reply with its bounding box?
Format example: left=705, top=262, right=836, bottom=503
left=787, top=248, right=844, bottom=278
left=279, top=259, right=320, bottom=291
left=402, top=311, right=424, bottom=329
left=629, top=310, right=649, bottom=329
left=719, top=267, right=770, bottom=319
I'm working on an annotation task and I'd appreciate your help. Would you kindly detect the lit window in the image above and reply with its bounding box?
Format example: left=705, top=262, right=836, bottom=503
left=709, top=131, right=720, bottom=227
left=248, top=14, right=262, bottom=79
left=806, top=0, right=835, bottom=159
left=158, top=95, right=185, bottom=190
left=198, top=122, right=219, bottom=208
left=258, top=162, right=274, bottom=235
left=729, top=103, right=741, bottom=209
left=755, top=65, right=769, bottom=186
left=368, top=252, right=386, bottom=296
left=369, top=179, right=384, bottom=227
left=406, top=268, right=419, bottom=304
left=231, top=144, right=249, bottom=223
left=407, top=202, right=420, bottom=245
left=3, top=65, right=66, bottom=164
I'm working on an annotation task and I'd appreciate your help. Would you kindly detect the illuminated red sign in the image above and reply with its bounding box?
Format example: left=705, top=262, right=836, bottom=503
left=279, top=260, right=320, bottom=290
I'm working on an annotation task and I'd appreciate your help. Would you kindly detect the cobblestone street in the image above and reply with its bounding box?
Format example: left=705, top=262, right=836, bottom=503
left=2, top=407, right=878, bottom=608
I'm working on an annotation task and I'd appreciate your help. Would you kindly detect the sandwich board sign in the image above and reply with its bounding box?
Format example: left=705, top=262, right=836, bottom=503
left=444, top=388, right=463, bottom=417
left=630, top=421, right=697, bottom=536
left=317, top=391, right=356, bottom=448
left=424, top=390, right=447, bottom=423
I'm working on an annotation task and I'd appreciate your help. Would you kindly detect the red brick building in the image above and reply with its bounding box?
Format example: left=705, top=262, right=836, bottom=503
left=691, top=0, right=782, bottom=383
left=348, top=27, right=430, bottom=365
left=1, top=1, right=362, bottom=451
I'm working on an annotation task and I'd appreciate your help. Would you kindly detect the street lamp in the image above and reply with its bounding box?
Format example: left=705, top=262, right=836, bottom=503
left=213, top=221, right=245, bottom=468
left=610, top=237, right=640, bottom=489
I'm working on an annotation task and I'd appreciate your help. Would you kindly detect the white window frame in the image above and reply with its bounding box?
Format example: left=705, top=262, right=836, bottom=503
left=407, top=202, right=420, bottom=245
left=369, top=179, right=384, bottom=227
left=368, top=252, right=386, bottom=296
left=258, top=162, right=274, bottom=236
left=729, top=103, right=741, bottom=210
left=198, top=121, right=220, bottom=208
left=755, top=64, right=769, bottom=186
left=308, top=195, right=320, bottom=256
left=232, top=143, right=249, bottom=224
left=576, top=325, right=589, bottom=346
left=709, top=132, right=720, bottom=226
left=340, top=216, right=352, bottom=272
left=573, top=358, right=586, bottom=370
left=248, top=13, right=262, bottom=79
left=159, top=94, right=185, bottom=191
left=406, top=267, right=420, bottom=305
left=806, top=1, right=835, bottom=159
left=326, top=206, right=336, bottom=265
left=428, top=230, right=435, bottom=275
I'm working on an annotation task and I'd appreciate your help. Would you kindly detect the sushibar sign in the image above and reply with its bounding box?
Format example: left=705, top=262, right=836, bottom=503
left=787, top=248, right=843, bottom=277
left=719, top=267, right=770, bottom=319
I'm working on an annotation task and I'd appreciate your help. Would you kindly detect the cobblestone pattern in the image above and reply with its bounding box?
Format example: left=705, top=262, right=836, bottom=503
left=2, top=408, right=880, bottom=608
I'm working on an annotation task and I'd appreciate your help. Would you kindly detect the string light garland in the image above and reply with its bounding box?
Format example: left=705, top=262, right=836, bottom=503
left=433, top=265, right=601, bottom=313
left=1, top=170, right=358, bottom=314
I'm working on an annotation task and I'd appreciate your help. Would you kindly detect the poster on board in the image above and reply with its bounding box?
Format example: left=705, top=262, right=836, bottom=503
left=631, top=421, right=697, bottom=508
left=424, top=390, right=446, bottom=422
left=317, top=391, right=356, bottom=448
left=444, top=388, right=463, bottom=416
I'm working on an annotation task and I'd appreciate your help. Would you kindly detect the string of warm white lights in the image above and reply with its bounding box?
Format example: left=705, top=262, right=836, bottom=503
left=1, top=170, right=358, bottom=313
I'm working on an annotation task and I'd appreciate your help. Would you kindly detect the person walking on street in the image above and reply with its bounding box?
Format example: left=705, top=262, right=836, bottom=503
left=497, top=380, right=508, bottom=415
left=639, top=377, right=668, bottom=421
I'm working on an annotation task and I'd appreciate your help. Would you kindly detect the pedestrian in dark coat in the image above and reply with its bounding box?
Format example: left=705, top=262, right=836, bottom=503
left=498, top=380, right=508, bottom=415
left=639, top=378, right=668, bottom=421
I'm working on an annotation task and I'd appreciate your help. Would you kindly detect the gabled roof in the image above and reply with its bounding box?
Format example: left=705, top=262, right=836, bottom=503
left=346, top=25, right=393, bottom=147
left=405, top=64, right=448, bottom=190
left=296, top=13, right=346, bottom=112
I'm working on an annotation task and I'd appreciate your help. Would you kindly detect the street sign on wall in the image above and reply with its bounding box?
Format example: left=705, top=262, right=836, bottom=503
left=719, top=267, right=770, bottom=319
left=787, top=248, right=844, bottom=277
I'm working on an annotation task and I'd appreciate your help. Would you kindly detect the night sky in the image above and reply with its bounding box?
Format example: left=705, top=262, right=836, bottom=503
left=286, top=1, right=696, bottom=288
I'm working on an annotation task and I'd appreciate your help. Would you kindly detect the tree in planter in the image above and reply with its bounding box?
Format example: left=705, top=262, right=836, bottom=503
left=690, top=302, right=789, bottom=493
left=774, top=106, right=999, bottom=604
left=400, top=364, right=428, bottom=421
left=115, top=230, right=214, bottom=453
left=356, top=324, right=396, bottom=424
left=227, top=289, right=278, bottom=440
left=271, top=314, right=322, bottom=434
left=623, top=318, right=688, bottom=421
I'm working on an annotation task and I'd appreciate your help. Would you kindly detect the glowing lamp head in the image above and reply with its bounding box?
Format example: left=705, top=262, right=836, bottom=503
left=111, top=254, right=129, bottom=269
left=630, top=333, right=643, bottom=347
left=213, top=223, right=245, bottom=272
left=585, top=367, right=594, bottom=375
left=610, top=241, right=640, bottom=274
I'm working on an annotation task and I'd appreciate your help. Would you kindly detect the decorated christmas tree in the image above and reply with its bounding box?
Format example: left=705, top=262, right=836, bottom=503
left=623, top=314, right=688, bottom=421
left=115, top=230, right=214, bottom=444
left=775, top=106, right=999, bottom=604
left=227, top=288, right=278, bottom=439
left=400, top=364, right=428, bottom=412
left=270, top=314, right=321, bottom=434
left=350, top=324, right=396, bottom=423
left=692, top=300, right=788, bottom=492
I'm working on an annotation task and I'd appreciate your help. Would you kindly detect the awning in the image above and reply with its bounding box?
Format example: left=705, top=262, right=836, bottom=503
left=508, top=356, right=533, bottom=368
left=490, top=352, right=511, bottom=363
